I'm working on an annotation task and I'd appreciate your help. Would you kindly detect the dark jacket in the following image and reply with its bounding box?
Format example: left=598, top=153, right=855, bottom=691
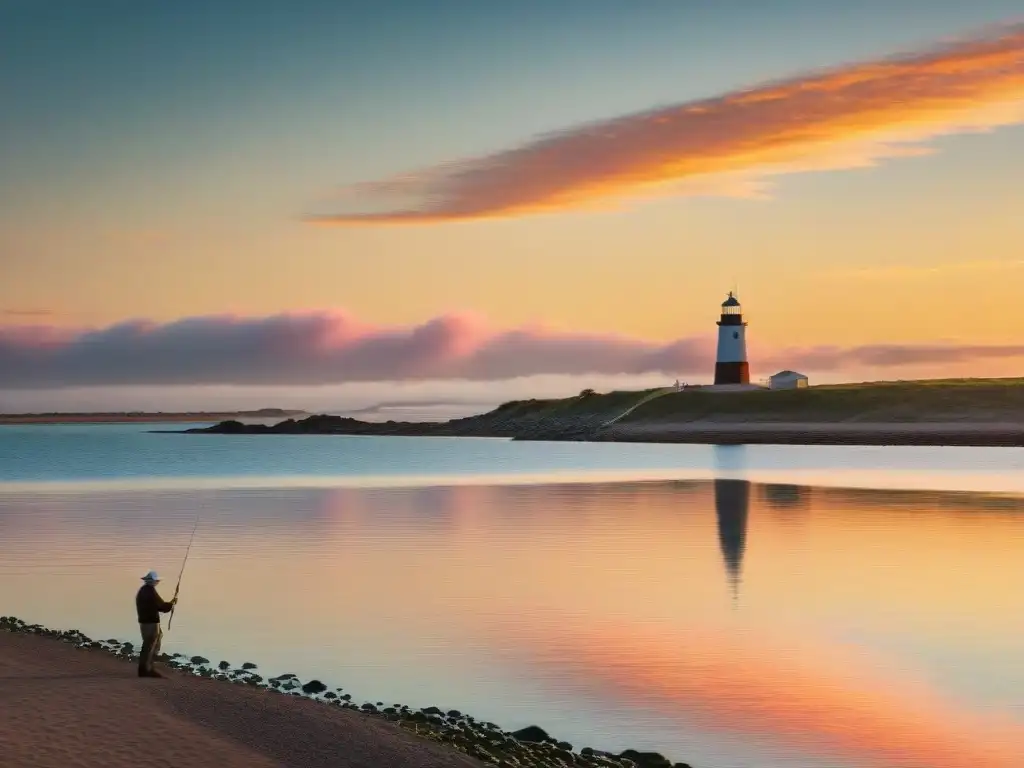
left=136, top=583, right=174, bottom=624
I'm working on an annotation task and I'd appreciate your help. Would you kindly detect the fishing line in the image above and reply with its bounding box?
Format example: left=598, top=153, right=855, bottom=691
left=168, top=500, right=203, bottom=632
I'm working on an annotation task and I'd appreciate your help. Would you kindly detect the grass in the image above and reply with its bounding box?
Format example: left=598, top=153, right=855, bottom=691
left=483, top=378, right=1024, bottom=426
left=619, top=377, right=1024, bottom=424
left=487, top=388, right=666, bottom=421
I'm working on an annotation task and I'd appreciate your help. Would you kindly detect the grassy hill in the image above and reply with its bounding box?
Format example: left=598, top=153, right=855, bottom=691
left=462, top=378, right=1024, bottom=435
left=186, top=378, right=1024, bottom=445
left=447, top=387, right=670, bottom=438
left=617, top=378, right=1024, bottom=424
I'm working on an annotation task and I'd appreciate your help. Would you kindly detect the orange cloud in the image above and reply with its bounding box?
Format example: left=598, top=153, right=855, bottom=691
left=510, top=618, right=1024, bottom=768
left=308, top=24, right=1024, bottom=224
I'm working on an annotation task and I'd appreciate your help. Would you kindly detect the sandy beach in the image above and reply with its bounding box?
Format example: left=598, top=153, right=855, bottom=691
left=0, top=629, right=484, bottom=768
left=0, top=619, right=680, bottom=768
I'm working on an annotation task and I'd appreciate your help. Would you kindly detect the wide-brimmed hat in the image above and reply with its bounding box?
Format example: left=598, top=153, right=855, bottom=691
left=141, top=570, right=160, bottom=583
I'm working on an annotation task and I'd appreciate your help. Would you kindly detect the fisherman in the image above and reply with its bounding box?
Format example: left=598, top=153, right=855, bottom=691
left=135, top=570, right=177, bottom=678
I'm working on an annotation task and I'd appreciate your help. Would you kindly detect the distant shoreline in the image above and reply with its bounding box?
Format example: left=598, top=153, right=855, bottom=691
left=0, top=410, right=306, bottom=425
left=162, top=378, right=1024, bottom=448
left=168, top=419, right=1024, bottom=447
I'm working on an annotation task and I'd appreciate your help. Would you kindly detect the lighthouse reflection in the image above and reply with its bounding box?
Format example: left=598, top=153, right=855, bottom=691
left=713, top=478, right=750, bottom=607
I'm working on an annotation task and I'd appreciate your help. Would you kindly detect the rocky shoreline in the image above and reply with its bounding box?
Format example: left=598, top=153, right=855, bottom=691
left=163, top=412, right=1024, bottom=447
left=152, top=381, right=1024, bottom=446
left=0, top=615, right=691, bottom=768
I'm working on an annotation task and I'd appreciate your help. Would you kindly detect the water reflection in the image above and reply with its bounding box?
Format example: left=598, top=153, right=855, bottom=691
left=514, top=616, right=1024, bottom=768
left=1, top=477, right=1023, bottom=768
left=714, top=479, right=749, bottom=607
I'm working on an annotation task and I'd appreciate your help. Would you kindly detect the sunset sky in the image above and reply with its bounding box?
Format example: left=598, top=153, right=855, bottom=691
left=2, top=1, right=1023, bottom=409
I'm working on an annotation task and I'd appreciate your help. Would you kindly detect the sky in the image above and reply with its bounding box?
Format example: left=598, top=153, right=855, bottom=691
left=2, top=0, right=1023, bottom=411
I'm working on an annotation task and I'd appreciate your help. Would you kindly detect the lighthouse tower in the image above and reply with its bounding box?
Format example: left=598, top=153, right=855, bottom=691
left=714, top=291, right=750, bottom=385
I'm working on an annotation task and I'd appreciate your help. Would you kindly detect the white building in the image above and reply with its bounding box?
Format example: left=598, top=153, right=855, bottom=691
left=769, top=370, right=809, bottom=390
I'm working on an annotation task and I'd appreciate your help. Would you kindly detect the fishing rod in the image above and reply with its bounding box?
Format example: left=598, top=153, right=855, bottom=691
left=168, top=508, right=202, bottom=631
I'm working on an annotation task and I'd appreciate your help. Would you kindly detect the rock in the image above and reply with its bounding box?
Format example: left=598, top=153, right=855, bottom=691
left=241, top=662, right=258, bottom=670
left=467, top=744, right=497, bottom=762
left=552, top=746, right=576, bottom=764
left=301, top=679, right=328, bottom=695
left=210, top=419, right=247, bottom=433
left=619, top=749, right=671, bottom=767
left=218, top=660, right=231, bottom=670
left=189, top=655, right=210, bottom=665
left=511, top=725, right=550, bottom=743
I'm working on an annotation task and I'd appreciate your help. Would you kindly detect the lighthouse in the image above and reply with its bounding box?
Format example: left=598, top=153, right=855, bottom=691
left=714, top=291, right=750, bottom=385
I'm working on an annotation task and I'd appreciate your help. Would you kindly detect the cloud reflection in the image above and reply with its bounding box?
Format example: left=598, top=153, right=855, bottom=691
left=508, top=617, right=1024, bottom=768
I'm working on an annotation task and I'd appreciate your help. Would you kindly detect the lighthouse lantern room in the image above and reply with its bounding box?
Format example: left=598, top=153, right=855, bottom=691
left=714, top=292, right=750, bottom=385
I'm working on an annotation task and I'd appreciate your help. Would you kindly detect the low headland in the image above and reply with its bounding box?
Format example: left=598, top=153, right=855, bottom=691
left=173, top=378, right=1024, bottom=447
left=1, top=408, right=306, bottom=424
left=0, top=615, right=689, bottom=768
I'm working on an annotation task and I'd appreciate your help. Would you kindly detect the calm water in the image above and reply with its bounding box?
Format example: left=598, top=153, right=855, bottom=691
left=1, top=424, right=1023, bottom=768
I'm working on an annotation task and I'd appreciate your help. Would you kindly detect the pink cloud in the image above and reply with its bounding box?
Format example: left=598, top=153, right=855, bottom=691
left=1, top=311, right=1023, bottom=388
left=763, top=342, right=1024, bottom=369
left=306, top=24, right=1024, bottom=224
